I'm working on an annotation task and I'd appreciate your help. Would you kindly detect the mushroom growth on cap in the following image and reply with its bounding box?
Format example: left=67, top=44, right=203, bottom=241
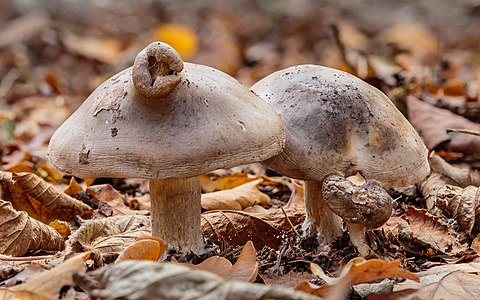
left=48, top=42, right=285, bottom=253
left=251, top=65, right=430, bottom=256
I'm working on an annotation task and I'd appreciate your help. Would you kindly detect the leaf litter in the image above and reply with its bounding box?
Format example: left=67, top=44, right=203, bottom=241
left=1, top=1, right=480, bottom=299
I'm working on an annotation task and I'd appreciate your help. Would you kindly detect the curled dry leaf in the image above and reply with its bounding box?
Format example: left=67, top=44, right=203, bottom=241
left=420, top=172, right=480, bottom=234
left=371, top=263, right=480, bottom=299
left=407, top=96, right=480, bottom=154
left=76, top=260, right=319, bottom=300
left=201, top=207, right=305, bottom=249
left=199, top=172, right=284, bottom=193
left=3, top=252, right=91, bottom=299
left=194, top=241, right=258, bottom=282
left=63, top=177, right=84, bottom=196
left=429, top=154, right=480, bottom=187
left=116, top=238, right=166, bottom=262
left=67, top=215, right=151, bottom=255
left=295, top=258, right=418, bottom=297
left=383, top=206, right=468, bottom=257
left=0, top=171, right=93, bottom=223
left=201, top=179, right=271, bottom=211
left=0, top=199, right=64, bottom=256
left=87, top=184, right=148, bottom=216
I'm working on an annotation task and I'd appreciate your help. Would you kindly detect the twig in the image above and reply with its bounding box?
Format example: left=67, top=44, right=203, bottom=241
left=280, top=206, right=301, bottom=238
left=0, top=253, right=61, bottom=261
left=446, top=128, right=480, bottom=137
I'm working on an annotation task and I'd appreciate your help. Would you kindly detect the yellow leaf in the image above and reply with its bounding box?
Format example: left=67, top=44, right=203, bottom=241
left=153, top=23, right=198, bottom=59
left=116, top=238, right=166, bottom=262
left=63, top=177, right=84, bottom=196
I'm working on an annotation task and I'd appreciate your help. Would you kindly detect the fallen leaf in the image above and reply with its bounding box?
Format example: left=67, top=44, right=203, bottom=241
left=407, top=96, right=480, bottom=154
left=87, top=184, right=147, bottom=216
left=420, top=171, right=480, bottom=234
left=192, top=17, right=242, bottom=75
left=194, top=241, right=258, bottom=282
left=153, top=23, right=198, bottom=59
left=63, top=177, right=84, bottom=196
left=67, top=215, right=152, bottom=255
left=429, top=153, right=480, bottom=187
left=296, top=258, right=418, bottom=297
left=62, top=33, right=124, bottom=64
left=7, top=252, right=91, bottom=299
left=201, top=179, right=271, bottom=211
left=0, top=199, right=65, bottom=256
left=76, top=260, right=319, bottom=300
left=383, top=206, right=468, bottom=257
left=376, top=22, right=438, bottom=59
left=0, top=14, right=50, bottom=49
left=200, top=173, right=259, bottom=193
left=116, top=238, right=166, bottom=262
left=201, top=207, right=305, bottom=249
left=285, top=180, right=305, bottom=208
left=49, top=219, right=71, bottom=239
left=373, top=263, right=480, bottom=299
left=0, top=171, right=93, bottom=223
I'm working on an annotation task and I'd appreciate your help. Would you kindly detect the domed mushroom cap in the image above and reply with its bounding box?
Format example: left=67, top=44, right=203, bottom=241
left=251, top=65, right=429, bottom=187
left=48, top=42, right=285, bottom=179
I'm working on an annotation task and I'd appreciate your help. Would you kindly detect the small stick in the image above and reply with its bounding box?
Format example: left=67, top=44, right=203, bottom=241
left=0, top=253, right=61, bottom=261
left=280, top=206, right=301, bottom=238
left=446, top=128, right=480, bottom=137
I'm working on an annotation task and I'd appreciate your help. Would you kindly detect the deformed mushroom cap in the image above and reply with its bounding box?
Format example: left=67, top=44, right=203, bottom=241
left=48, top=42, right=285, bottom=179
left=251, top=65, right=430, bottom=187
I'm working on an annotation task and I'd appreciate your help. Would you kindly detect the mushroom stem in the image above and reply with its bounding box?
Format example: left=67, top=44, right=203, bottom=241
left=302, top=180, right=344, bottom=244
left=346, top=223, right=373, bottom=257
left=149, top=177, right=204, bottom=253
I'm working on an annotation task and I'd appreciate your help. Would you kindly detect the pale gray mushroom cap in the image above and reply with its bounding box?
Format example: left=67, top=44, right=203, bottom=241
left=48, top=43, right=285, bottom=179
left=251, top=65, right=430, bottom=187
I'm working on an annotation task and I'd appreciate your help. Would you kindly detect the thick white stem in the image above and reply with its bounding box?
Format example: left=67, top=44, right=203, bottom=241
left=346, top=222, right=373, bottom=257
left=303, top=180, right=344, bottom=244
left=149, top=177, right=204, bottom=253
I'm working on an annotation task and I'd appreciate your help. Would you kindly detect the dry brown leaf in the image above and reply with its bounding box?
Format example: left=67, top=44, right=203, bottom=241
left=128, top=194, right=151, bottom=211
left=116, top=238, right=166, bottom=262
left=376, top=22, right=438, bottom=59
left=7, top=252, right=91, bottom=299
left=296, top=258, right=418, bottom=297
left=407, top=96, right=480, bottom=154
left=67, top=215, right=152, bottom=255
left=201, top=207, right=305, bottom=249
left=420, top=171, right=480, bottom=234
left=62, top=33, right=124, bottom=64
left=201, top=179, right=271, bottom=211
left=194, top=241, right=258, bottom=282
left=63, top=177, right=84, bottom=196
left=87, top=184, right=147, bottom=216
left=286, top=180, right=305, bottom=208
left=0, top=199, right=64, bottom=256
left=372, top=263, right=480, bottom=299
left=0, top=171, right=93, bottom=223
left=243, top=205, right=268, bottom=213
left=229, top=241, right=259, bottom=282
left=77, top=260, right=319, bottom=300
left=194, top=256, right=233, bottom=279
left=429, top=154, right=480, bottom=187
left=192, top=17, right=241, bottom=75
left=383, top=206, right=468, bottom=257
left=0, top=14, right=50, bottom=49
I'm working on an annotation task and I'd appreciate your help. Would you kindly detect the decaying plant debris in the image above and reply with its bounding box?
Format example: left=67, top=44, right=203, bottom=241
left=1, top=0, right=480, bottom=299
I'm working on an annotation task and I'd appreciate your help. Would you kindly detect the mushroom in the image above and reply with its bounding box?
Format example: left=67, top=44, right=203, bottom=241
left=250, top=65, right=430, bottom=256
left=48, top=42, right=285, bottom=253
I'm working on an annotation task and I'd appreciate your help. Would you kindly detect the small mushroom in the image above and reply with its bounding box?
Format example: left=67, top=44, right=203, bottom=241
left=48, top=42, right=285, bottom=253
left=251, top=65, right=430, bottom=256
